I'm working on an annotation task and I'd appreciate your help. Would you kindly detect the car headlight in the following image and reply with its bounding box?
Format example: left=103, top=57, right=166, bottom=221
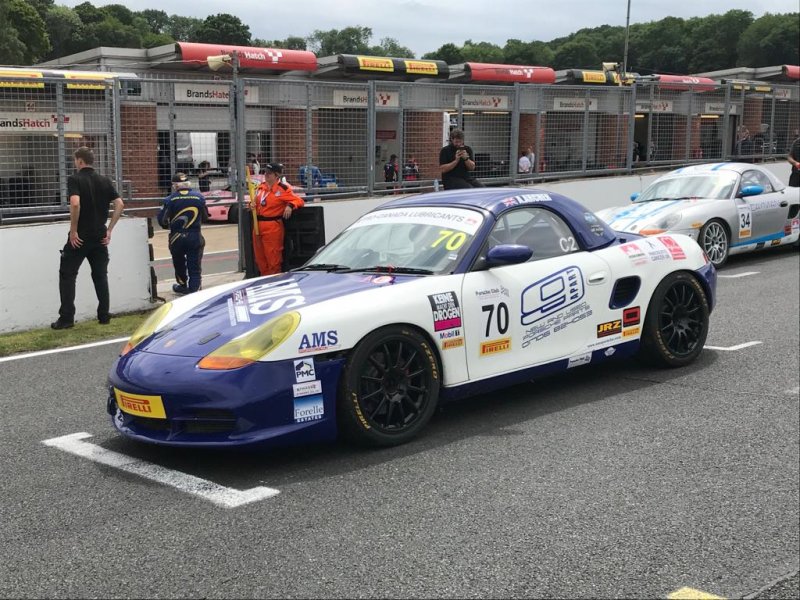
left=640, top=212, right=682, bottom=235
left=121, top=302, right=173, bottom=356
left=198, top=311, right=301, bottom=370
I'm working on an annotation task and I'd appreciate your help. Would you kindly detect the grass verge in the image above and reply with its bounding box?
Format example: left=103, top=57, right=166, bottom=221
left=0, top=310, right=153, bottom=357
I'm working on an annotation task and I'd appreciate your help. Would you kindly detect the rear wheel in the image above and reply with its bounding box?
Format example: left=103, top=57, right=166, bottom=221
left=699, top=219, right=729, bottom=267
left=227, top=205, right=239, bottom=224
left=337, top=326, right=440, bottom=446
left=639, top=272, right=709, bottom=368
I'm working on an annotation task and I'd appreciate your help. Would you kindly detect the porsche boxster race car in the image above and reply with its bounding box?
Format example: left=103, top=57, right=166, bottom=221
left=596, top=163, right=800, bottom=267
left=108, top=188, right=716, bottom=448
left=204, top=175, right=264, bottom=223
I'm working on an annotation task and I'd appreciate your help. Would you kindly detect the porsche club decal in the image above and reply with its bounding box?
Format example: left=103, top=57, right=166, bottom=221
left=428, top=291, right=462, bottom=331
left=597, top=319, right=622, bottom=338
left=480, top=338, right=511, bottom=356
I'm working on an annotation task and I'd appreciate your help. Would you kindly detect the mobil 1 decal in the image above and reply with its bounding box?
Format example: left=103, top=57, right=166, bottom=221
left=520, top=266, right=592, bottom=348
left=428, top=291, right=462, bottom=331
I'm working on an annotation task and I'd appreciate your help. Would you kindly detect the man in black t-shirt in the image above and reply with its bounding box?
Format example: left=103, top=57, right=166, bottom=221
left=52, top=146, right=124, bottom=329
left=439, top=129, right=484, bottom=189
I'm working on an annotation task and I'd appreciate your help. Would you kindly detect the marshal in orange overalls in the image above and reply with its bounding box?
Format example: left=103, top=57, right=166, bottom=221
left=250, top=170, right=304, bottom=276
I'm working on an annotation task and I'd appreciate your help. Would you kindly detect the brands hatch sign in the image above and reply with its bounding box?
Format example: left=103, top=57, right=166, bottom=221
left=173, top=83, right=260, bottom=105
left=0, top=112, right=84, bottom=133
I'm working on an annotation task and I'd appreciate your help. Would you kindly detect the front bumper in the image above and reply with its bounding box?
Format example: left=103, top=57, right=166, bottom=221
left=107, top=350, right=345, bottom=447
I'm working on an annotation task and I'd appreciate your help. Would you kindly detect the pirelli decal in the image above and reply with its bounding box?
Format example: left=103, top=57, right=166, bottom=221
left=480, top=337, right=511, bottom=356
left=357, top=56, right=394, bottom=72
left=405, top=60, right=438, bottom=75
left=597, top=319, right=622, bottom=338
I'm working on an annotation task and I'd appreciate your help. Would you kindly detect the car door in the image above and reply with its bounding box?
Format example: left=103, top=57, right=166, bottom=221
left=460, top=207, right=613, bottom=381
left=738, top=169, right=788, bottom=241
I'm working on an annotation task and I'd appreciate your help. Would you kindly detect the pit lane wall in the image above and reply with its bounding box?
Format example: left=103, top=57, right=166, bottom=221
left=0, top=163, right=789, bottom=333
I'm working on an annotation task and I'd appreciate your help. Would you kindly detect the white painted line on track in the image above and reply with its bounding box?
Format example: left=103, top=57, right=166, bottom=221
left=785, top=386, right=799, bottom=395
left=42, top=432, right=280, bottom=508
left=704, top=341, right=763, bottom=351
left=0, top=337, right=128, bottom=363
left=718, top=271, right=759, bottom=278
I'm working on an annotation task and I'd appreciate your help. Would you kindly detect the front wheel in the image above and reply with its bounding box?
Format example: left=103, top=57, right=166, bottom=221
left=699, top=219, right=729, bottom=267
left=639, top=272, right=710, bottom=368
left=227, top=205, right=239, bottom=224
left=337, top=326, right=440, bottom=447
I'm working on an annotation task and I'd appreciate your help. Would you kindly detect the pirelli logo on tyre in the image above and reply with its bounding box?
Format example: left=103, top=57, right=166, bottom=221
left=480, top=337, right=511, bottom=356
left=596, top=319, right=622, bottom=338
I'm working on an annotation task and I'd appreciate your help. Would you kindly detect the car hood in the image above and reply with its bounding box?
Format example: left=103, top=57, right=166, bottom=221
left=136, top=271, right=418, bottom=358
left=597, top=200, right=689, bottom=233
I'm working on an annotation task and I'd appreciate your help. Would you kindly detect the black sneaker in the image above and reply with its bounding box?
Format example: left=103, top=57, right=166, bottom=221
left=51, top=319, right=74, bottom=330
left=172, top=284, right=190, bottom=295
left=98, top=316, right=111, bottom=325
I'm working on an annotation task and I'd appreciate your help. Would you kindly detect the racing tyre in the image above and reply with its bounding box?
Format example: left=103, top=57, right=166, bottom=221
left=338, top=326, right=440, bottom=447
left=699, top=219, right=729, bottom=267
left=639, top=272, right=709, bottom=368
left=227, top=205, right=239, bottom=224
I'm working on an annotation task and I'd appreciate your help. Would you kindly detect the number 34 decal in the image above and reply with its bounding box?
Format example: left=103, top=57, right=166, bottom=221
left=738, top=206, right=752, bottom=238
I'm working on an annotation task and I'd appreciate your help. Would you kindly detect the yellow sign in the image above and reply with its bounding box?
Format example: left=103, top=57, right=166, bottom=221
left=64, top=72, right=115, bottom=90
left=443, top=337, right=464, bottom=350
left=622, top=326, right=641, bottom=338
left=480, top=338, right=511, bottom=356
left=405, top=60, right=438, bottom=76
left=668, top=587, right=725, bottom=600
left=0, top=69, right=44, bottom=88
left=115, top=388, right=167, bottom=419
left=582, top=71, right=608, bottom=84
left=357, top=56, right=394, bottom=72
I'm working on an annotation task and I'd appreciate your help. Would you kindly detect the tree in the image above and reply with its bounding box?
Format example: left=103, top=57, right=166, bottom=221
left=737, top=12, right=800, bottom=67
left=460, top=40, right=504, bottom=63
left=686, top=10, right=753, bottom=72
left=166, top=15, right=202, bottom=42
left=73, top=1, right=104, bottom=25
left=44, top=5, right=86, bottom=60
left=255, top=36, right=307, bottom=50
left=371, top=37, right=414, bottom=58
left=552, top=38, right=599, bottom=70
left=25, top=0, right=53, bottom=21
left=101, top=3, right=135, bottom=26
left=422, top=43, right=464, bottom=64
left=194, top=13, right=251, bottom=45
left=307, top=26, right=372, bottom=56
left=138, top=8, right=169, bottom=34
left=2, top=0, right=51, bottom=64
left=503, top=39, right=554, bottom=66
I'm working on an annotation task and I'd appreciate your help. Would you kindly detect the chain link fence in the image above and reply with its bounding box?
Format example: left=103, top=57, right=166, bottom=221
left=1, top=73, right=798, bottom=224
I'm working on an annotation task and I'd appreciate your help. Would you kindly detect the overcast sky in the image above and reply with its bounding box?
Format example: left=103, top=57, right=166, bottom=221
left=60, top=0, right=799, bottom=58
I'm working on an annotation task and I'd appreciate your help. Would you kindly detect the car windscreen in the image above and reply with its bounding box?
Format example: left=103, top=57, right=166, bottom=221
left=636, top=172, right=738, bottom=202
left=310, top=206, right=485, bottom=274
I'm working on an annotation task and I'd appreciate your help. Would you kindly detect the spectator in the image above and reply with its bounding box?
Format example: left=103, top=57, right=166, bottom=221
left=51, top=146, right=124, bottom=329
left=788, top=129, right=800, bottom=187
left=518, top=150, right=532, bottom=173
left=403, top=156, right=420, bottom=181
left=525, top=146, right=535, bottom=171
left=439, top=129, right=484, bottom=189
left=197, top=160, right=212, bottom=193
left=384, top=154, right=398, bottom=183
left=249, top=162, right=305, bottom=275
left=158, top=172, right=208, bottom=295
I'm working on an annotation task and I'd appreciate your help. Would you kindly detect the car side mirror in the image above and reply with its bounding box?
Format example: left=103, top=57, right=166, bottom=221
left=739, top=185, right=764, bottom=198
left=630, top=192, right=640, bottom=202
left=486, top=244, right=533, bottom=268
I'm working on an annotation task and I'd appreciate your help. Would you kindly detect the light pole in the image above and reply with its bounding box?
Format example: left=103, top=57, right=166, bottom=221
left=622, top=0, right=632, bottom=82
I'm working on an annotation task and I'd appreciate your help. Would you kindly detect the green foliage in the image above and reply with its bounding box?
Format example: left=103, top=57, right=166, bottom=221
left=422, top=43, right=464, bottom=64
left=165, top=15, right=202, bottom=42
left=552, top=37, right=599, bottom=70
left=44, top=5, right=85, bottom=59
left=461, top=40, right=504, bottom=63
left=371, top=37, right=414, bottom=58
left=194, top=13, right=252, bottom=45
left=140, top=9, right=169, bottom=34
left=256, top=36, right=307, bottom=50
left=503, top=39, right=554, bottom=66
left=307, top=26, right=373, bottom=56
left=737, top=12, right=800, bottom=67
left=1, top=0, right=51, bottom=64
left=685, top=10, right=753, bottom=73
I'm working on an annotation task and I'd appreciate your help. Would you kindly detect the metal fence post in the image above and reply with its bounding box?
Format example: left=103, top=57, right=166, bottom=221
left=510, top=84, right=521, bottom=181
left=55, top=82, right=67, bottom=207
left=721, top=83, right=732, bottom=161
left=305, top=83, right=313, bottom=197
left=367, top=80, right=376, bottom=196
left=627, top=84, right=637, bottom=171
left=581, top=88, right=590, bottom=172
left=233, top=53, right=248, bottom=274
left=111, top=81, right=124, bottom=192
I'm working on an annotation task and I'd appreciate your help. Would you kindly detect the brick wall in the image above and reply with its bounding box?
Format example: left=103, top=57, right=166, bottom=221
left=120, top=103, right=159, bottom=198
left=404, top=111, right=445, bottom=180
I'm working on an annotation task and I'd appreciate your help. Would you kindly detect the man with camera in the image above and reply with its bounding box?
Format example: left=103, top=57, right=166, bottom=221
left=439, top=129, right=484, bottom=189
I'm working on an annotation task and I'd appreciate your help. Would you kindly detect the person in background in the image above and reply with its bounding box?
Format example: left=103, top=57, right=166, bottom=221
left=52, top=146, right=124, bottom=329
left=788, top=129, right=800, bottom=187
left=158, top=172, right=208, bottom=295
left=197, top=160, right=212, bottom=193
left=518, top=150, right=532, bottom=173
left=439, top=129, right=483, bottom=189
left=384, top=154, right=399, bottom=183
left=403, top=156, right=420, bottom=181
left=250, top=162, right=304, bottom=275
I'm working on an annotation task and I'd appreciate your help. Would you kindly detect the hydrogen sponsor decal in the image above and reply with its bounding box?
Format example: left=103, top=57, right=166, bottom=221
left=428, top=291, right=462, bottom=331
left=227, top=288, right=251, bottom=325
left=293, top=380, right=322, bottom=398
left=501, top=193, right=553, bottom=207
left=298, top=330, right=339, bottom=354
left=246, top=277, right=306, bottom=315
left=659, top=236, right=686, bottom=260
left=294, top=394, right=324, bottom=423
left=620, top=242, right=648, bottom=266
left=622, top=306, right=641, bottom=327
left=597, top=319, right=622, bottom=338
left=567, top=352, right=592, bottom=369
left=521, top=266, right=584, bottom=325
left=640, top=238, right=671, bottom=262
left=480, top=338, right=511, bottom=356
left=522, top=300, right=592, bottom=348
left=352, top=207, right=482, bottom=234
left=474, top=285, right=510, bottom=300
left=442, top=337, right=465, bottom=350
left=294, top=358, right=316, bottom=382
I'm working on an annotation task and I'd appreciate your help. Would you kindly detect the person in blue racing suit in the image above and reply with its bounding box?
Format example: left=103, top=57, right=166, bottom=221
left=158, top=172, right=208, bottom=294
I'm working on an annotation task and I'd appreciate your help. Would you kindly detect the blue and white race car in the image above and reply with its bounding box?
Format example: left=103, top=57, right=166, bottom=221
left=596, top=163, right=800, bottom=267
left=108, top=188, right=716, bottom=448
